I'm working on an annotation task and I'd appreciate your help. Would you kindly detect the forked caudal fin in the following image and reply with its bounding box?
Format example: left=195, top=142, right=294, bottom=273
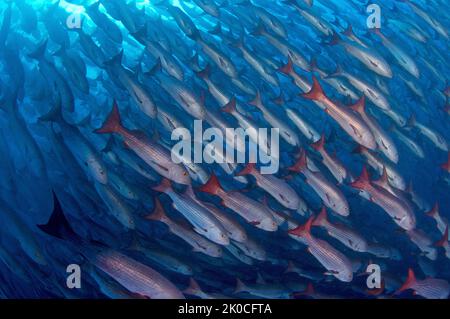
left=272, top=92, right=285, bottom=105
left=301, top=76, right=327, bottom=102
left=311, top=134, right=326, bottom=151
left=326, top=64, right=344, bottom=78
left=198, top=174, right=223, bottom=196
left=434, top=225, right=449, bottom=247
left=236, top=163, right=256, bottom=177
left=291, top=282, right=315, bottom=298
left=234, top=278, right=249, bottom=294
left=349, top=96, right=366, bottom=114
left=195, top=63, right=211, bottom=80
left=309, top=57, right=318, bottom=71
left=288, top=215, right=314, bottom=239
left=342, top=24, right=354, bottom=37
left=95, top=100, right=124, bottom=134
left=366, top=279, right=385, bottom=296
left=250, top=20, right=266, bottom=37
left=183, top=278, right=203, bottom=295
left=303, top=282, right=315, bottom=295
left=221, top=97, right=238, bottom=114
left=313, top=207, right=329, bottom=227
left=328, top=31, right=342, bottom=46
left=145, top=197, right=169, bottom=223
left=352, top=145, right=369, bottom=155
left=284, top=260, right=298, bottom=274
left=406, top=113, right=417, bottom=128
left=288, top=149, right=308, bottom=173
left=152, top=178, right=173, bottom=193
left=425, top=202, right=439, bottom=218
left=146, top=57, right=162, bottom=76
left=38, top=191, right=78, bottom=242
left=395, top=268, right=417, bottom=295
left=441, top=152, right=450, bottom=171
left=249, top=90, right=263, bottom=109
left=39, top=93, right=64, bottom=123
left=350, top=166, right=371, bottom=190
left=28, top=39, right=48, bottom=60
left=209, top=22, right=222, bottom=35
left=377, top=166, right=389, bottom=186
left=278, top=57, right=294, bottom=75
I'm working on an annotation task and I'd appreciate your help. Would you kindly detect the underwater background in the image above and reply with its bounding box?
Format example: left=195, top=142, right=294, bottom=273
left=0, top=0, right=449, bottom=299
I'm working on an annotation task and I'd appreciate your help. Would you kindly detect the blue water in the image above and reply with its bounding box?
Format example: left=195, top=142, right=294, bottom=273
left=0, top=0, right=449, bottom=299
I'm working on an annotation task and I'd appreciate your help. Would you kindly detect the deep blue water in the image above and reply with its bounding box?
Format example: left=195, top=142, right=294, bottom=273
left=0, top=0, right=449, bottom=299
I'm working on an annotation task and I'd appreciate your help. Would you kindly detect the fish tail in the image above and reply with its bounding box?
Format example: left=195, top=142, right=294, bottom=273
left=190, top=52, right=200, bottom=69
left=301, top=76, right=326, bottom=102
left=152, top=178, right=172, bottom=193
left=147, top=57, right=163, bottom=76
left=195, top=63, right=211, bottom=80
left=221, top=97, right=237, bottom=114
left=234, top=278, right=248, bottom=294
left=95, top=100, right=124, bottom=134
left=288, top=149, right=308, bottom=173
left=278, top=57, right=294, bottom=75
left=352, top=145, right=366, bottom=155
left=425, top=202, right=439, bottom=218
left=52, top=43, right=66, bottom=57
left=251, top=19, right=265, bottom=37
left=284, top=260, right=297, bottom=274
left=326, top=64, right=344, bottom=78
left=311, top=134, right=326, bottom=151
left=342, top=23, right=354, bottom=37
left=349, top=95, right=366, bottom=114
left=198, top=174, right=222, bottom=196
left=369, top=27, right=382, bottom=37
left=309, top=56, right=318, bottom=71
left=328, top=31, right=341, bottom=46
left=236, top=163, right=256, bottom=176
left=28, top=39, right=48, bottom=60
left=395, top=268, right=416, bottom=295
left=37, top=191, right=79, bottom=242
left=272, top=91, right=285, bottom=105
left=366, top=279, right=385, bottom=296
left=313, top=207, right=328, bottom=227
left=183, top=278, right=202, bottom=296
left=440, top=152, right=450, bottom=171
left=145, top=197, right=169, bottom=223
left=209, top=22, right=222, bottom=36
left=303, top=283, right=315, bottom=296
left=288, top=215, right=314, bottom=239
left=103, top=50, right=123, bottom=68
left=130, top=24, right=148, bottom=42
left=350, top=166, right=371, bottom=190
left=434, top=225, right=448, bottom=247
left=406, top=113, right=416, bottom=128
left=248, top=90, right=263, bottom=108
left=39, top=93, right=65, bottom=122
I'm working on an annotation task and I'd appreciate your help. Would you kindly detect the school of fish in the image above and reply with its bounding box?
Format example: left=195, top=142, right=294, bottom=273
left=0, top=0, right=449, bottom=299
